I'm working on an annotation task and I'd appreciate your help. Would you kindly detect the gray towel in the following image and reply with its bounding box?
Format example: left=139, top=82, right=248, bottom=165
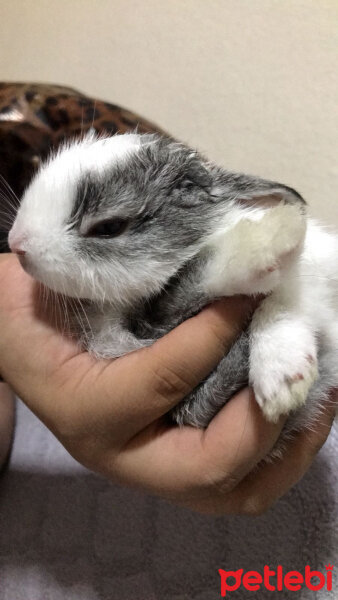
left=0, top=399, right=337, bottom=599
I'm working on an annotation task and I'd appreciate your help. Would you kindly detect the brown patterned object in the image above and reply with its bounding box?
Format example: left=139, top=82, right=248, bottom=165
left=0, top=82, right=164, bottom=251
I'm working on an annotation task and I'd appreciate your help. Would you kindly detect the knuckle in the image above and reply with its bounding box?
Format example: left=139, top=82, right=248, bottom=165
left=150, top=360, right=193, bottom=400
left=202, top=466, right=241, bottom=496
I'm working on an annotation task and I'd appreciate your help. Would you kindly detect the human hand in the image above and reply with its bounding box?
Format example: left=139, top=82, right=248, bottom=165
left=0, top=253, right=336, bottom=514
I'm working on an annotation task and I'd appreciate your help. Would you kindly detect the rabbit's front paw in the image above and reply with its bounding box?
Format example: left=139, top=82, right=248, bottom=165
left=251, top=344, right=318, bottom=423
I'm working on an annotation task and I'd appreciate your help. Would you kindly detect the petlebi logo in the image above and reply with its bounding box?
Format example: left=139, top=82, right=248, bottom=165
left=218, top=564, right=334, bottom=596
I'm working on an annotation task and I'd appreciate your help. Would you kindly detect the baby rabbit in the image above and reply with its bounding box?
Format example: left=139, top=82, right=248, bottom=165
left=8, top=132, right=338, bottom=447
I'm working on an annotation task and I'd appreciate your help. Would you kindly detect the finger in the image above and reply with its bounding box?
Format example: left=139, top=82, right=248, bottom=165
left=199, top=394, right=337, bottom=515
left=105, top=295, right=261, bottom=430
left=100, top=387, right=285, bottom=499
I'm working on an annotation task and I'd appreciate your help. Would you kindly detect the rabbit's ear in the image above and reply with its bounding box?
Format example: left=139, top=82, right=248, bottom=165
left=210, top=169, right=306, bottom=210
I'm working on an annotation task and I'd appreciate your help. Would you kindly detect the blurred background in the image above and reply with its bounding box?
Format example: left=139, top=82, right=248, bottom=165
left=0, top=0, right=337, bottom=223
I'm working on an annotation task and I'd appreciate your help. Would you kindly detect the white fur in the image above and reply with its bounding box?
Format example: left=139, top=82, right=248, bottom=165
left=203, top=203, right=307, bottom=296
